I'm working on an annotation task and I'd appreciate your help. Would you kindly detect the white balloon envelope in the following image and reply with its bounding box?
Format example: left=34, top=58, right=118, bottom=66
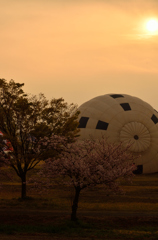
left=78, top=94, right=158, bottom=174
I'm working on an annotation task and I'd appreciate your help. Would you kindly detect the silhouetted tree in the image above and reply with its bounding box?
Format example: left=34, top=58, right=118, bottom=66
left=0, top=78, right=80, bottom=199
left=0, top=151, right=10, bottom=182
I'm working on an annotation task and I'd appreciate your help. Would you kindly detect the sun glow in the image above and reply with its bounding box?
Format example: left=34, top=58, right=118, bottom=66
left=146, top=19, right=158, bottom=33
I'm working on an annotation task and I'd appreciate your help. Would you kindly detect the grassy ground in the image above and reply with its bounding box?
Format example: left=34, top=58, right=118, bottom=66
left=0, top=172, right=158, bottom=239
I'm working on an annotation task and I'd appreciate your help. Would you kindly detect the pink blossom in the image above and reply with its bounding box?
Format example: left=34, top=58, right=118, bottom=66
left=35, top=136, right=138, bottom=220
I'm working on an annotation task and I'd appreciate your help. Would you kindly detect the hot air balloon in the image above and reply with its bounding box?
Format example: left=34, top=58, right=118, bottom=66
left=78, top=94, right=158, bottom=174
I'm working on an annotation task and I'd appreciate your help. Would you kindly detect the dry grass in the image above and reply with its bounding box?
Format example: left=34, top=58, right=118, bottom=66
left=1, top=172, right=158, bottom=239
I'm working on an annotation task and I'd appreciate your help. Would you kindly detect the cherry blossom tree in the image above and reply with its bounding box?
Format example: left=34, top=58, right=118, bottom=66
left=40, top=137, right=137, bottom=221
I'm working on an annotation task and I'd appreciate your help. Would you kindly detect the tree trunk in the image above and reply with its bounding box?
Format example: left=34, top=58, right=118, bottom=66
left=71, top=187, right=81, bottom=221
left=21, top=174, right=26, bottom=199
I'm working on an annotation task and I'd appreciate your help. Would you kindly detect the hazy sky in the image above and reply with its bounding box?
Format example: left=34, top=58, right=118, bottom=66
left=1, top=0, right=158, bottom=109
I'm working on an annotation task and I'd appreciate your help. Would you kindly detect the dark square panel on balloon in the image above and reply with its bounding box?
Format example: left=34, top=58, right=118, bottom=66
left=151, top=114, right=158, bottom=124
left=96, top=120, right=109, bottom=130
left=120, top=103, right=131, bottom=111
left=110, top=94, right=124, bottom=98
left=78, top=117, right=89, bottom=128
left=133, top=165, right=143, bottom=174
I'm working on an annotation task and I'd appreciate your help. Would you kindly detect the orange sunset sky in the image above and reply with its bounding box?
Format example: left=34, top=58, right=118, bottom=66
left=1, top=0, right=158, bottom=109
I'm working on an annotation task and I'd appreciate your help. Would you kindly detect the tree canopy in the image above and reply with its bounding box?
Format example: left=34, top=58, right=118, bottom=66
left=0, top=78, right=80, bottom=198
left=38, top=137, right=137, bottom=221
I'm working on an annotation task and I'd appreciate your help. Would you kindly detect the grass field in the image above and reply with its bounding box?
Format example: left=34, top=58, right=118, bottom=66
left=0, top=172, right=158, bottom=239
